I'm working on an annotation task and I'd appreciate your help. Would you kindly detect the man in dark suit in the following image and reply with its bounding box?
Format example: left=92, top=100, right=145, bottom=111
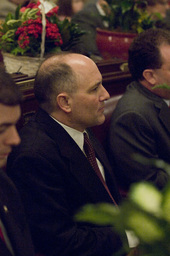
left=108, top=28, right=170, bottom=193
left=71, top=0, right=108, bottom=59
left=0, top=67, right=35, bottom=256
left=7, top=53, right=129, bottom=256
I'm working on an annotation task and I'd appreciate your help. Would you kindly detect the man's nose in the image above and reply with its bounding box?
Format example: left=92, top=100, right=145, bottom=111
left=6, top=126, right=21, bottom=146
left=100, top=85, right=110, bottom=101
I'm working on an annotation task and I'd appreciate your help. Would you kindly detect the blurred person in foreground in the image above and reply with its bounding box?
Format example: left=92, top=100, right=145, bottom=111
left=108, top=28, right=170, bottom=194
left=0, top=67, right=35, bottom=256
left=6, top=53, right=134, bottom=256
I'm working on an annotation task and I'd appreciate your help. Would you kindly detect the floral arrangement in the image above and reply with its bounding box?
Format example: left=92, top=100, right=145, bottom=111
left=0, top=1, right=84, bottom=57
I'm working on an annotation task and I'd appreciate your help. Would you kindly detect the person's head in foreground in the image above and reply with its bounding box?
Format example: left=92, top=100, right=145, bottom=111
left=0, top=67, right=22, bottom=168
left=128, top=28, right=170, bottom=100
left=34, top=53, right=110, bottom=132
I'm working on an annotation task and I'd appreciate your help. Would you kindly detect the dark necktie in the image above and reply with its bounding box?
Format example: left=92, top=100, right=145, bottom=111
left=0, top=227, right=5, bottom=242
left=83, top=133, right=118, bottom=206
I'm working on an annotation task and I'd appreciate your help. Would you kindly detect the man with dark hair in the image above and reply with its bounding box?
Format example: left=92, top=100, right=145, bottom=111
left=0, top=67, right=35, bottom=256
left=6, top=53, right=131, bottom=256
left=108, top=28, right=170, bottom=193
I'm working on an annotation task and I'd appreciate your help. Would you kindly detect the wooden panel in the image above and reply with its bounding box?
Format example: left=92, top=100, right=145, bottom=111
left=96, top=58, right=128, bottom=73
left=15, top=77, right=38, bottom=129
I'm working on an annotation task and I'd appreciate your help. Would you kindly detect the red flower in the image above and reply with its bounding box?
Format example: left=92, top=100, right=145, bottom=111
left=46, top=21, right=63, bottom=45
left=46, top=6, right=59, bottom=17
left=20, top=1, right=40, bottom=12
left=15, top=15, right=63, bottom=50
left=18, top=33, right=30, bottom=49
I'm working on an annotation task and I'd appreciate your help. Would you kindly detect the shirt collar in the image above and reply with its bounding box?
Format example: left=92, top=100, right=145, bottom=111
left=164, top=99, right=170, bottom=106
left=50, top=115, right=85, bottom=151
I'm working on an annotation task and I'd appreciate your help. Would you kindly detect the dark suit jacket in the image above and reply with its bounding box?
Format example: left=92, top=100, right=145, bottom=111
left=71, top=3, right=106, bottom=57
left=0, top=169, right=35, bottom=256
left=7, top=108, right=125, bottom=256
left=108, top=81, right=170, bottom=191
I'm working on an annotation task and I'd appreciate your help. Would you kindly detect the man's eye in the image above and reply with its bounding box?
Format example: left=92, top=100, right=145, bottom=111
left=0, top=128, right=6, bottom=134
left=93, top=86, right=99, bottom=91
left=0, top=125, right=10, bottom=134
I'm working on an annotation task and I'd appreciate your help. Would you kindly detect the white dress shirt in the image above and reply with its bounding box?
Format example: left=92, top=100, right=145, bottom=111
left=50, top=116, right=105, bottom=180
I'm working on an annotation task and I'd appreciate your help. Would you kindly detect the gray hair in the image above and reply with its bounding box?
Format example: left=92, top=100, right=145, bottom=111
left=34, top=56, right=78, bottom=113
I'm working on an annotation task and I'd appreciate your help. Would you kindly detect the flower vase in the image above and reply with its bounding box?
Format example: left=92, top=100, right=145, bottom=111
left=2, top=52, right=44, bottom=77
left=96, top=28, right=137, bottom=61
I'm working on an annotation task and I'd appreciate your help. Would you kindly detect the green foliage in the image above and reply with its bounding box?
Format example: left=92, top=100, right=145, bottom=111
left=75, top=160, right=170, bottom=256
left=103, top=0, right=162, bottom=33
left=0, top=5, right=39, bottom=55
left=57, top=18, right=85, bottom=51
left=152, top=83, right=170, bottom=90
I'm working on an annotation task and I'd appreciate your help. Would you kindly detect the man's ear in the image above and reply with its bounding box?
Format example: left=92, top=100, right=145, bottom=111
left=57, top=93, right=71, bottom=113
left=143, top=69, right=157, bottom=85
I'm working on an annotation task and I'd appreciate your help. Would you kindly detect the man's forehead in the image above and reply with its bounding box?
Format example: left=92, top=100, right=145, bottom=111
left=65, top=55, right=92, bottom=67
left=160, top=44, right=170, bottom=60
left=0, top=104, right=21, bottom=123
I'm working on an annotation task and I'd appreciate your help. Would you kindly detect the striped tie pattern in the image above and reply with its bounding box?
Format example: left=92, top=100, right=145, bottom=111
left=0, top=227, right=5, bottom=243
left=83, top=133, right=118, bottom=206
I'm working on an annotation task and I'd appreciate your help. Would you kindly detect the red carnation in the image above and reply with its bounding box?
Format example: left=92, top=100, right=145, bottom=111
left=20, top=1, right=40, bottom=12
left=46, top=6, right=59, bottom=17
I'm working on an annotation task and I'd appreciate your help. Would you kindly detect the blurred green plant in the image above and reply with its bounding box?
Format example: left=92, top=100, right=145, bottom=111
left=102, top=0, right=164, bottom=33
left=152, top=83, right=170, bottom=90
left=75, top=158, right=170, bottom=256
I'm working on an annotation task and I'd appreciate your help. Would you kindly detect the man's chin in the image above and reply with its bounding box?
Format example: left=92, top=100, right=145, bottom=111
left=95, top=116, right=106, bottom=126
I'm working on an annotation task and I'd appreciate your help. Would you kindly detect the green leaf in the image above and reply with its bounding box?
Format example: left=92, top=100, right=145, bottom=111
left=75, top=203, right=119, bottom=226
left=123, top=205, right=165, bottom=243
left=152, top=83, right=170, bottom=90
left=103, top=0, right=161, bottom=32
left=7, top=20, right=21, bottom=27
left=129, top=182, right=162, bottom=216
left=162, top=183, right=170, bottom=222
left=15, top=4, right=21, bottom=19
left=20, top=8, right=31, bottom=21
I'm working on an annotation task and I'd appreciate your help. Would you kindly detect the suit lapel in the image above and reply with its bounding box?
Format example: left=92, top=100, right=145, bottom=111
left=157, top=102, right=170, bottom=134
left=58, top=131, right=114, bottom=204
left=0, top=183, right=15, bottom=256
left=70, top=149, right=114, bottom=204
left=0, top=205, right=13, bottom=256
left=35, top=109, right=119, bottom=204
left=89, top=130, right=121, bottom=203
left=0, top=170, right=34, bottom=256
left=136, top=82, right=170, bottom=134
left=0, top=238, right=12, bottom=256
